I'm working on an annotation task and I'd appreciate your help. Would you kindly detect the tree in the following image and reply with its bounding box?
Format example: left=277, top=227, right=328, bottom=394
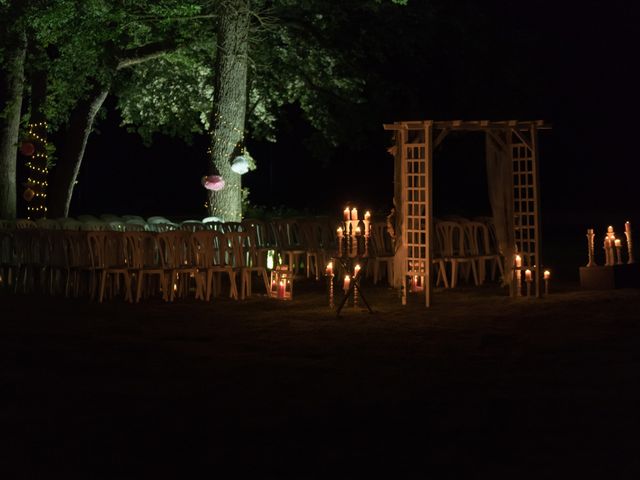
left=0, top=1, right=28, bottom=219
left=117, top=0, right=407, bottom=221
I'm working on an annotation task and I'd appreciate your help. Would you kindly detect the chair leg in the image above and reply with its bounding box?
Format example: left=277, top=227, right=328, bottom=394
left=261, top=269, right=270, bottom=295
left=451, top=261, right=458, bottom=288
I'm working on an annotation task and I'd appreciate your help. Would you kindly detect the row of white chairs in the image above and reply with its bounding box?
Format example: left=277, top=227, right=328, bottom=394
left=0, top=215, right=238, bottom=233
left=0, top=229, right=270, bottom=303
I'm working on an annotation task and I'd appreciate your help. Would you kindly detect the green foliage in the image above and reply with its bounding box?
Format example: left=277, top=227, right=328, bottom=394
left=115, top=47, right=215, bottom=144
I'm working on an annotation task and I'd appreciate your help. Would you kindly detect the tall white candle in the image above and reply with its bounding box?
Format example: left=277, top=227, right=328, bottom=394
left=515, top=255, right=522, bottom=268
left=343, top=275, right=351, bottom=292
left=354, top=264, right=361, bottom=278
left=544, top=270, right=550, bottom=295
left=344, top=207, right=350, bottom=221
left=351, top=207, right=358, bottom=221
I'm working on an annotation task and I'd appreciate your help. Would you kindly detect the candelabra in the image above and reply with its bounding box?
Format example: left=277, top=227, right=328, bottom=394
left=337, top=207, right=372, bottom=258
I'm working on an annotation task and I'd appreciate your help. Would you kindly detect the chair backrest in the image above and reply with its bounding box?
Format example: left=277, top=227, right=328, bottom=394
left=35, top=218, right=61, bottom=230
left=108, top=221, right=127, bottom=232
left=63, top=231, right=90, bottom=268
left=124, top=221, right=146, bottom=231
left=45, top=230, right=68, bottom=268
left=87, top=231, right=127, bottom=269
left=298, top=219, right=322, bottom=251
left=123, top=232, right=161, bottom=269
left=77, top=214, right=100, bottom=223
left=226, top=231, right=260, bottom=268
left=121, top=215, right=145, bottom=222
left=15, top=219, right=38, bottom=229
left=180, top=220, right=206, bottom=232
left=220, top=222, right=243, bottom=233
left=272, top=219, right=304, bottom=249
left=157, top=230, right=192, bottom=268
left=57, top=218, right=84, bottom=231
left=371, top=221, right=394, bottom=256
left=12, top=229, right=43, bottom=265
left=435, top=221, right=466, bottom=257
left=80, top=220, right=108, bottom=231
left=315, top=216, right=336, bottom=250
left=100, top=214, right=122, bottom=222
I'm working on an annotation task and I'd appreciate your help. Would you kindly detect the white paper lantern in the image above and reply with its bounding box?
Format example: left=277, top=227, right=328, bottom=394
left=231, top=156, right=249, bottom=175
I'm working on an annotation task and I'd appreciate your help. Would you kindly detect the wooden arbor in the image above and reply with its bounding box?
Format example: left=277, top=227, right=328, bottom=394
left=383, top=120, right=551, bottom=307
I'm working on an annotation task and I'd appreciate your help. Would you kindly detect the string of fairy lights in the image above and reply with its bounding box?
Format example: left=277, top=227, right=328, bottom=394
left=23, top=121, right=49, bottom=219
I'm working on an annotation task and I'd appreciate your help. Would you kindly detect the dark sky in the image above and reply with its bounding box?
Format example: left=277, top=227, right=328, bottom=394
left=72, top=0, right=639, bottom=231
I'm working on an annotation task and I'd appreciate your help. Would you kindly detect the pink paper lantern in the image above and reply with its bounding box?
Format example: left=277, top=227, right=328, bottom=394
left=20, top=142, right=35, bottom=156
left=202, top=175, right=225, bottom=191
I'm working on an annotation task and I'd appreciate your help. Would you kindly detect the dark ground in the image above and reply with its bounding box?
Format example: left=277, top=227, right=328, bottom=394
left=1, top=277, right=639, bottom=478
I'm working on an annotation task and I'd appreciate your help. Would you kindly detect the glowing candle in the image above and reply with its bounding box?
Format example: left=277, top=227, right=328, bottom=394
left=355, top=226, right=361, bottom=236
left=544, top=270, right=550, bottom=295
left=615, top=239, right=622, bottom=264
left=343, top=274, right=351, bottom=292
left=326, top=262, right=333, bottom=276
left=354, top=264, right=361, bottom=278
left=515, top=255, right=522, bottom=268
left=337, top=227, right=343, bottom=237
left=344, top=207, right=350, bottom=221
left=278, top=280, right=286, bottom=298
left=364, top=211, right=371, bottom=221
left=525, top=269, right=532, bottom=296
left=351, top=207, right=358, bottom=221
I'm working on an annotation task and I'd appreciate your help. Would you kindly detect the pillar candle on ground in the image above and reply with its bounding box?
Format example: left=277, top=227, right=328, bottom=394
left=544, top=270, right=550, bottom=295
left=343, top=275, right=351, bottom=292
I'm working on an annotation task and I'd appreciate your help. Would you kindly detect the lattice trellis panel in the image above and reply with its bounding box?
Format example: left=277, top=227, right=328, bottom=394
left=401, top=123, right=433, bottom=306
left=510, top=126, right=542, bottom=296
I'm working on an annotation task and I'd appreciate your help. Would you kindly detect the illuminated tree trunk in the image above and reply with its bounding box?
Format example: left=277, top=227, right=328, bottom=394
left=48, top=86, right=109, bottom=218
left=208, top=0, right=250, bottom=222
left=0, top=27, right=27, bottom=220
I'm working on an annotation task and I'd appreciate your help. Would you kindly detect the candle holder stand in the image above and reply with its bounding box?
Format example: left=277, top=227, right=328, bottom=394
left=586, top=229, right=596, bottom=267
left=625, top=226, right=634, bottom=264
left=334, top=255, right=373, bottom=316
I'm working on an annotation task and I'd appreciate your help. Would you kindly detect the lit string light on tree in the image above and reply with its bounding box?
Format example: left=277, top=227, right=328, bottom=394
left=22, top=122, right=49, bottom=219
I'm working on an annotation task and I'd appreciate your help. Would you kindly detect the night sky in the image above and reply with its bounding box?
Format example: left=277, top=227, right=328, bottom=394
left=70, top=0, right=639, bottom=236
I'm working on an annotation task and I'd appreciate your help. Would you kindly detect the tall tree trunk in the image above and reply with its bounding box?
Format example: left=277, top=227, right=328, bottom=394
left=48, top=86, right=109, bottom=218
left=0, top=27, right=27, bottom=220
left=208, top=0, right=250, bottom=222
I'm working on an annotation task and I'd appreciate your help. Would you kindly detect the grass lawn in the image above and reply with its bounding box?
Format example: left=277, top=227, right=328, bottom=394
left=1, top=280, right=639, bottom=478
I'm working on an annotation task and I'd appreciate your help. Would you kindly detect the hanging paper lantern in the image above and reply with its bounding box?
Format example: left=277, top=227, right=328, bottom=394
left=20, top=142, right=35, bottom=156
left=230, top=155, right=249, bottom=175
left=202, top=175, right=225, bottom=191
left=23, top=188, right=35, bottom=202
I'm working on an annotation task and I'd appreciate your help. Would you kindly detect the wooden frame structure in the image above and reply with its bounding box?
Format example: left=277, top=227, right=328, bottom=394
left=383, top=120, right=550, bottom=306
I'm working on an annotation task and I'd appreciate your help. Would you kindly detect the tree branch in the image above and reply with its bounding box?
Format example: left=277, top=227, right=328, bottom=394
left=116, top=40, right=179, bottom=70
